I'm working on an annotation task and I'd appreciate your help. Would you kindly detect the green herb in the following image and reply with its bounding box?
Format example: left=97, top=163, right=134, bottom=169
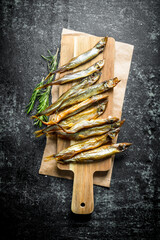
left=26, top=77, right=45, bottom=114
left=26, top=48, right=59, bottom=127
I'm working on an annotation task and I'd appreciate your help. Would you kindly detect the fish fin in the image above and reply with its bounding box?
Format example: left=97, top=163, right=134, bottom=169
left=46, top=133, right=53, bottom=137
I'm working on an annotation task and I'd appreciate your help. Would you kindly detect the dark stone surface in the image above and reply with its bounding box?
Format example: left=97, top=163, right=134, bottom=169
left=0, top=0, right=160, bottom=239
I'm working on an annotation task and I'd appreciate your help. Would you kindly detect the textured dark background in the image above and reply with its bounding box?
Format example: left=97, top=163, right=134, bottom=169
left=0, top=0, right=160, bottom=239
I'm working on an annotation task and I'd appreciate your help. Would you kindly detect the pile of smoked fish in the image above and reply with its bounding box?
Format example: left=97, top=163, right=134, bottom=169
left=31, top=37, right=131, bottom=164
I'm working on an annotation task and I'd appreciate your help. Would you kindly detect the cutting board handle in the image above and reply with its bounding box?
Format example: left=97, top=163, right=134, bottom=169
left=71, top=165, right=94, bottom=214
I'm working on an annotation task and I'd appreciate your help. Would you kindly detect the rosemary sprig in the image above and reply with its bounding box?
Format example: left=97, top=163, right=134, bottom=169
left=26, top=48, right=59, bottom=127
left=26, top=77, right=45, bottom=114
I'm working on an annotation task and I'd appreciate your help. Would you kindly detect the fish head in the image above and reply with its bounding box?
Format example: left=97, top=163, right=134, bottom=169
left=104, top=77, right=120, bottom=89
left=96, top=37, right=108, bottom=49
left=97, top=101, right=108, bottom=116
left=119, top=119, right=126, bottom=127
left=116, top=143, right=132, bottom=151
left=113, top=77, right=121, bottom=85
left=88, top=72, right=101, bottom=85
left=104, top=79, right=114, bottom=89
left=82, top=73, right=100, bottom=87
left=95, top=60, right=105, bottom=70
left=107, top=116, right=119, bottom=122
left=108, top=128, right=120, bottom=139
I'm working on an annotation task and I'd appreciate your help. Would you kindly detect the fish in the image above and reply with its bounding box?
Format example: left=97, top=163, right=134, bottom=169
left=60, top=117, right=119, bottom=134
left=44, top=128, right=120, bottom=162
left=44, top=37, right=108, bottom=80
left=34, top=101, right=107, bottom=137
left=57, top=143, right=132, bottom=164
left=37, top=60, right=104, bottom=89
left=34, top=94, right=108, bottom=126
left=56, top=120, right=125, bottom=140
left=31, top=72, right=101, bottom=118
left=60, top=101, right=107, bottom=128
left=58, top=78, right=120, bottom=111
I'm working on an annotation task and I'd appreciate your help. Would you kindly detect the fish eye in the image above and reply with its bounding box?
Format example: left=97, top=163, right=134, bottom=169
left=99, top=108, right=103, bottom=113
left=97, top=64, right=101, bottom=69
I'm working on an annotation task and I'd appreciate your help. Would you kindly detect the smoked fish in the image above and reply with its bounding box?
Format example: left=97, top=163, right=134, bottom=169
left=45, top=128, right=120, bottom=162
left=45, top=37, right=108, bottom=80
left=32, top=72, right=101, bottom=118
left=34, top=101, right=107, bottom=137
left=34, top=94, right=108, bottom=126
left=61, top=117, right=119, bottom=134
left=57, top=120, right=125, bottom=140
left=58, top=78, right=120, bottom=111
left=38, top=60, right=104, bottom=89
left=57, top=143, right=132, bottom=164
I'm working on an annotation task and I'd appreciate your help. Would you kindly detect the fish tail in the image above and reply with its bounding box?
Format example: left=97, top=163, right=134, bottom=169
left=31, top=110, right=53, bottom=118
left=44, top=154, right=56, bottom=162
left=31, top=116, right=56, bottom=125
left=30, top=113, right=43, bottom=119
left=44, top=66, right=67, bottom=81
left=36, top=82, right=54, bottom=90
left=46, top=132, right=54, bottom=137
left=34, top=129, right=45, bottom=138
left=44, top=70, right=57, bottom=81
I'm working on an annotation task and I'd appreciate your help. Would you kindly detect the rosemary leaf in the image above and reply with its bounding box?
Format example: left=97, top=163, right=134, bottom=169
left=26, top=48, right=59, bottom=127
left=34, top=48, right=59, bottom=127
left=26, top=78, right=45, bottom=114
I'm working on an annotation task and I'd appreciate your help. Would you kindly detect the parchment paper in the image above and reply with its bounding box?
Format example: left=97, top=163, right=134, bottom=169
left=39, top=28, right=134, bottom=187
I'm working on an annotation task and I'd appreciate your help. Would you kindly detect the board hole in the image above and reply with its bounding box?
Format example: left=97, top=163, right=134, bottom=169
left=80, top=202, right=85, bottom=207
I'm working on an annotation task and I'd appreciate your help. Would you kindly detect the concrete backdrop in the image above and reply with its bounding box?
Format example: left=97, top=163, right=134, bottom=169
left=0, top=0, right=159, bottom=239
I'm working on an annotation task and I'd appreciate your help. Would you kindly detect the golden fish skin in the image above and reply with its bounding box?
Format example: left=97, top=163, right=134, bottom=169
left=34, top=94, right=108, bottom=126
left=32, top=72, right=101, bottom=118
left=38, top=60, right=104, bottom=89
left=34, top=101, right=107, bottom=137
left=45, top=128, right=120, bottom=162
left=58, top=77, right=120, bottom=111
left=59, top=101, right=107, bottom=128
left=33, top=94, right=108, bottom=126
left=58, top=143, right=132, bottom=163
left=61, top=117, right=119, bottom=134
left=50, top=94, right=108, bottom=124
left=57, top=120, right=125, bottom=140
left=45, top=37, right=108, bottom=80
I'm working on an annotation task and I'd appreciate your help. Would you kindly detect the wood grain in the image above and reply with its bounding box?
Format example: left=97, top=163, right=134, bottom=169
left=57, top=35, right=115, bottom=214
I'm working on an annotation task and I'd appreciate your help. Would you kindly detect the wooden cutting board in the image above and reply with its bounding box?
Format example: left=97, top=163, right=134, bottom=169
left=57, top=35, right=115, bottom=214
